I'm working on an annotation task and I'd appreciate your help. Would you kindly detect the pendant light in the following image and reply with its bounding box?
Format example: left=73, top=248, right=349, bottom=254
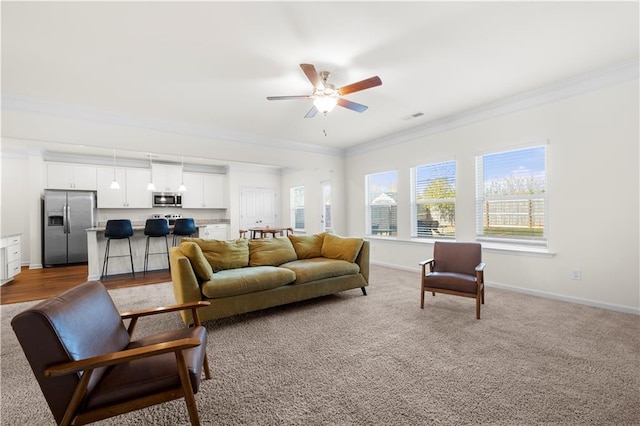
left=110, top=150, right=120, bottom=189
left=146, top=155, right=156, bottom=191
left=178, top=156, right=187, bottom=192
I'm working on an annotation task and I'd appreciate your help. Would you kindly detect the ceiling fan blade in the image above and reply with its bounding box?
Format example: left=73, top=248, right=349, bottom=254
left=337, top=76, right=382, bottom=96
left=337, top=98, right=368, bottom=113
left=300, top=64, right=325, bottom=90
left=304, top=105, right=318, bottom=118
left=267, top=95, right=312, bottom=100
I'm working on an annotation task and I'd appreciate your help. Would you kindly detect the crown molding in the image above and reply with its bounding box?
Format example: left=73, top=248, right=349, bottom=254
left=346, top=59, right=639, bottom=157
left=1, top=94, right=344, bottom=158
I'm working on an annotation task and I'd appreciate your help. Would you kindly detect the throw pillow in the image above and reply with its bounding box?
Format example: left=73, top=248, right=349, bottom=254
left=288, top=233, right=325, bottom=259
left=249, top=237, right=298, bottom=266
left=186, top=238, right=249, bottom=272
left=179, top=241, right=214, bottom=280
left=321, top=233, right=364, bottom=263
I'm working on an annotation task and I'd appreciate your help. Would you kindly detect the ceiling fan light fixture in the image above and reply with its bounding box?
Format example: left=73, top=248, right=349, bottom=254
left=313, top=95, right=338, bottom=114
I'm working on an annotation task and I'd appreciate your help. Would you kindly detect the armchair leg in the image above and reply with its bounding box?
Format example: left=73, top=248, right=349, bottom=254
left=203, top=353, right=211, bottom=380
left=176, top=351, right=200, bottom=426
left=361, top=287, right=367, bottom=296
left=420, top=281, right=425, bottom=309
left=476, top=296, right=481, bottom=320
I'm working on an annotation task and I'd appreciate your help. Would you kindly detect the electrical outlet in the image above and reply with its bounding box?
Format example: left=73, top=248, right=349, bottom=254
left=570, top=269, right=582, bottom=280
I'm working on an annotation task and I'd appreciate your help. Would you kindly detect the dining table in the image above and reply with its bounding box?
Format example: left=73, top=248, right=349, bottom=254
left=247, top=226, right=291, bottom=239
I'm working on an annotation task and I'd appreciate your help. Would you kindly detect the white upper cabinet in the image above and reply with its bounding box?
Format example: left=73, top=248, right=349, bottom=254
left=46, top=163, right=97, bottom=190
left=96, top=167, right=152, bottom=209
left=182, top=172, right=226, bottom=209
left=151, top=164, right=183, bottom=193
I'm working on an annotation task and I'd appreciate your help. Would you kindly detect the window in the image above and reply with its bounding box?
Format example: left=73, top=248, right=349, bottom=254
left=411, top=160, right=456, bottom=238
left=321, top=181, right=332, bottom=232
left=290, top=186, right=305, bottom=230
left=476, top=145, right=547, bottom=244
left=366, top=171, right=397, bottom=236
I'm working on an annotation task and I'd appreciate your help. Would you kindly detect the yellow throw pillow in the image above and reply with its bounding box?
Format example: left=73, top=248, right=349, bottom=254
left=249, top=237, right=298, bottom=266
left=321, top=233, right=364, bottom=263
left=179, top=242, right=214, bottom=280
left=186, top=238, right=249, bottom=272
left=288, top=233, right=325, bottom=259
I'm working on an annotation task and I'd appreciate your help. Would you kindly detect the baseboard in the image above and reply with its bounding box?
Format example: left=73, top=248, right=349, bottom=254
left=29, top=264, right=43, bottom=269
left=371, top=260, right=640, bottom=316
left=486, top=282, right=640, bottom=316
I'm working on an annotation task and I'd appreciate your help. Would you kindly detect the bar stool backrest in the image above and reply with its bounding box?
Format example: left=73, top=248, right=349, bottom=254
left=105, top=220, right=134, bottom=239
left=144, top=218, right=170, bottom=237
left=173, top=218, right=196, bottom=236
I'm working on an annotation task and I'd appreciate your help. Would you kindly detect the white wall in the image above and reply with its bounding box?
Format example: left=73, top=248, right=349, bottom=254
left=0, top=147, right=38, bottom=264
left=345, top=80, right=639, bottom=313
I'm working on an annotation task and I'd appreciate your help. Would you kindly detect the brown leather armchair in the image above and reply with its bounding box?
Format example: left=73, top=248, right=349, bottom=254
left=419, top=242, right=486, bottom=319
left=11, top=281, right=211, bottom=425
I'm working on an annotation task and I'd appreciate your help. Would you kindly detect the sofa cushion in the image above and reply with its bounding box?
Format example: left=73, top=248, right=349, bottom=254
left=248, top=237, right=298, bottom=266
left=288, top=233, right=325, bottom=259
left=201, top=266, right=296, bottom=298
left=183, top=238, right=249, bottom=272
left=280, top=258, right=361, bottom=284
left=179, top=242, right=214, bottom=280
left=321, top=233, right=364, bottom=263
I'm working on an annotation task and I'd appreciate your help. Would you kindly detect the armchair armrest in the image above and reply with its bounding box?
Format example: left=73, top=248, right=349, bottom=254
left=475, top=262, right=486, bottom=284
left=44, top=337, right=202, bottom=377
left=120, top=301, right=211, bottom=320
left=419, top=258, right=435, bottom=274
left=121, top=301, right=211, bottom=336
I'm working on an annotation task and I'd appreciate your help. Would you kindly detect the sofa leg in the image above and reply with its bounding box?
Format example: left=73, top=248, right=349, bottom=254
left=361, top=287, right=367, bottom=296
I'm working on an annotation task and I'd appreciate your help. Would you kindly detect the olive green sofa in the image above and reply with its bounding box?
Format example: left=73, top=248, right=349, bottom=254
left=169, top=233, right=369, bottom=324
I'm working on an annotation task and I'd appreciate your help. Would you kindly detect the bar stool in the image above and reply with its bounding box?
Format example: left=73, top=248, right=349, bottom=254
left=144, top=218, right=170, bottom=274
left=172, top=218, right=196, bottom=246
left=101, top=219, right=135, bottom=280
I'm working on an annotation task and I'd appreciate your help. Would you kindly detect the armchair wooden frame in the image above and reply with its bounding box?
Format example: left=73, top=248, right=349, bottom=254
left=420, top=258, right=486, bottom=319
left=44, top=300, right=211, bottom=426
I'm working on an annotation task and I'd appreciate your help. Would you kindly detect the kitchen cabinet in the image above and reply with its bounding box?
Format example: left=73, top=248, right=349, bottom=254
left=182, top=172, right=226, bottom=209
left=151, top=164, right=183, bottom=193
left=46, top=163, right=97, bottom=190
left=200, top=224, right=229, bottom=240
left=96, top=167, right=152, bottom=208
left=1, top=234, right=21, bottom=285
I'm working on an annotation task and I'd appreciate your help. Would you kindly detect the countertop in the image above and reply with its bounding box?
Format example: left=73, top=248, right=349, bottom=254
left=1, top=233, right=22, bottom=239
left=87, top=219, right=229, bottom=232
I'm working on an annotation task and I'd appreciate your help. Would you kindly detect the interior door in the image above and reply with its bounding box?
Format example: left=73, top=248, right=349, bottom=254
left=240, top=187, right=277, bottom=230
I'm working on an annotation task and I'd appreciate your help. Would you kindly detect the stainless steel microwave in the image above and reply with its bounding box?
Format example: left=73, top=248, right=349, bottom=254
left=152, top=192, right=182, bottom=207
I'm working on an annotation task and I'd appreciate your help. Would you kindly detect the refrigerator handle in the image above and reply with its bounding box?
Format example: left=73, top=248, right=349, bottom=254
left=64, top=203, right=70, bottom=234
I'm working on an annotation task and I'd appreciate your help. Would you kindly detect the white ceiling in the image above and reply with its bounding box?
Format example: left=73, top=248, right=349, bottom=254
left=1, top=1, right=638, bottom=160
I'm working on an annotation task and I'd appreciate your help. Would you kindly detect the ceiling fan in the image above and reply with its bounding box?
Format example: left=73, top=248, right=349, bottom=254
left=267, top=64, right=382, bottom=118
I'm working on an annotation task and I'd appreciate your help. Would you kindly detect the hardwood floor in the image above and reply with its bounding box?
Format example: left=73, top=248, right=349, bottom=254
left=1, top=264, right=171, bottom=305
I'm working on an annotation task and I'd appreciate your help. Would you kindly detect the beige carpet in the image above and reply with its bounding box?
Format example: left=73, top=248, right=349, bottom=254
left=1, top=265, right=639, bottom=425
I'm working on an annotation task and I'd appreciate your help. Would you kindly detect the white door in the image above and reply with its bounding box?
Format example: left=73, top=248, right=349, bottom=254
left=240, top=187, right=277, bottom=230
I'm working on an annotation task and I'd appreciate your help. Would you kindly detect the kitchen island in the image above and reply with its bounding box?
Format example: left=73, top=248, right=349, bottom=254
left=85, top=220, right=229, bottom=280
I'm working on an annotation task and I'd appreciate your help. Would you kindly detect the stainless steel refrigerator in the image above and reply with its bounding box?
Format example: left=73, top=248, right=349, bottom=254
left=43, top=190, right=96, bottom=266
